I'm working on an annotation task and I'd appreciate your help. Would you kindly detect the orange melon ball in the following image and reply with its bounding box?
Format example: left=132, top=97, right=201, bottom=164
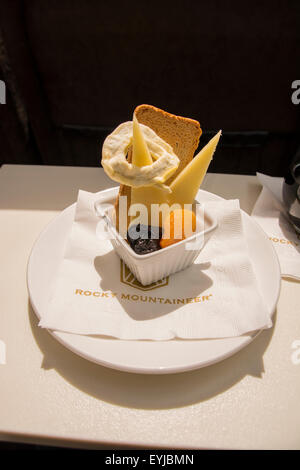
left=160, top=209, right=197, bottom=248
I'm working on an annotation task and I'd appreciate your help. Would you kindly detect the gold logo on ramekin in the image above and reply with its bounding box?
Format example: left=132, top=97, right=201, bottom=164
left=120, top=260, right=169, bottom=291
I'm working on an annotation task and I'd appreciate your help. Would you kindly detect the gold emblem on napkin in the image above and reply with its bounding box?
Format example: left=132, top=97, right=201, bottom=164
left=120, top=260, right=169, bottom=291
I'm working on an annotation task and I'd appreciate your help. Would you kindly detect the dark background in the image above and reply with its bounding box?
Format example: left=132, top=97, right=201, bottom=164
left=0, top=0, right=299, bottom=175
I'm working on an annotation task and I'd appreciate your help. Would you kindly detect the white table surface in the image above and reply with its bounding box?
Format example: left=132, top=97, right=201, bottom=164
left=0, top=164, right=299, bottom=450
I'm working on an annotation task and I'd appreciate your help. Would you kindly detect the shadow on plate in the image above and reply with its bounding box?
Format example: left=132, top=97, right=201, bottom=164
left=28, top=299, right=276, bottom=411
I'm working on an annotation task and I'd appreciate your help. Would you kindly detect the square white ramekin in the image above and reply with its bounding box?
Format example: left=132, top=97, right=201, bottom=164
left=94, top=188, right=218, bottom=286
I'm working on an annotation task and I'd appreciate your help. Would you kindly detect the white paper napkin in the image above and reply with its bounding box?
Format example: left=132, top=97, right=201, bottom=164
left=39, top=190, right=271, bottom=339
left=256, top=172, right=285, bottom=208
left=252, top=174, right=300, bottom=280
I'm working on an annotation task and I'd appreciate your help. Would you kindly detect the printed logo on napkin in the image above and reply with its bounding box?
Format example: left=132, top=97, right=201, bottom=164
left=73, top=261, right=214, bottom=305
left=74, top=258, right=213, bottom=305
left=120, top=260, right=169, bottom=291
left=266, top=210, right=300, bottom=254
left=269, top=231, right=300, bottom=250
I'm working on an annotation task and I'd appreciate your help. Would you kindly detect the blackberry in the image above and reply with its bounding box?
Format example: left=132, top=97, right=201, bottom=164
left=133, top=238, right=161, bottom=255
left=127, top=224, right=163, bottom=254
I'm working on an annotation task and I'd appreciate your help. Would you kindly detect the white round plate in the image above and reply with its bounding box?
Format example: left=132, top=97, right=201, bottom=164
left=27, top=188, right=281, bottom=374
